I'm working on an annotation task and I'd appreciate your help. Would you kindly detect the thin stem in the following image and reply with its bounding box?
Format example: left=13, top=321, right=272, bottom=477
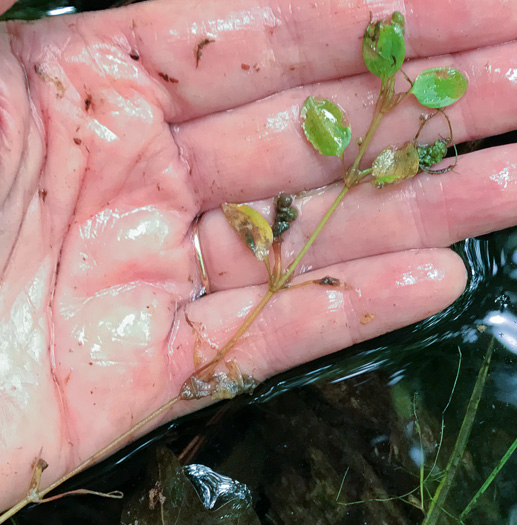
left=400, top=69, right=414, bottom=87
left=0, top=71, right=396, bottom=525
left=346, top=81, right=391, bottom=187
left=412, top=394, right=425, bottom=512
left=276, top=88, right=391, bottom=288
left=0, top=394, right=181, bottom=524
left=276, top=185, right=349, bottom=288
left=425, top=347, right=462, bottom=485
left=0, top=499, right=30, bottom=524
left=195, top=289, right=275, bottom=379
left=350, top=109, right=384, bottom=175
left=271, top=241, right=283, bottom=287
left=335, top=467, right=349, bottom=502
left=423, top=338, right=495, bottom=525
left=459, top=435, right=517, bottom=521
left=264, top=257, right=272, bottom=283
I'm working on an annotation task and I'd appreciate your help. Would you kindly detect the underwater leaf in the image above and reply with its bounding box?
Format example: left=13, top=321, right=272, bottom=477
left=301, top=96, right=352, bottom=157
left=120, top=447, right=260, bottom=525
left=372, top=142, right=419, bottom=187
left=222, top=203, right=273, bottom=261
left=410, top=67, right=468, bottom=108
left=362, top=12, right=405, bottom=80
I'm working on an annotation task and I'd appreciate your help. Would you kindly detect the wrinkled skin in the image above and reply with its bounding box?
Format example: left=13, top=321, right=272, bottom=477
left=1, top=0, right=517, bottom=513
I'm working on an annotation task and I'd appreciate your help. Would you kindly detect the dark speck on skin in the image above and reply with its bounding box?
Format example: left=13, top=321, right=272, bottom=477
left=34, top=64, right=66, bottom=98
left=73, top=138, right=82, bottom=145
left=196, top=38, right=215, bottom=68
left=129, top=51, right=140, bottom=61
left=158, top=72, right=179, bottom=83
left=84, top=96, right=92, bottom=111
left=318, top=276, right=340, bottom=286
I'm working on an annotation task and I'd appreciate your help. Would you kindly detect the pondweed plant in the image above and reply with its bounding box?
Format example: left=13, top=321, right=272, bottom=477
left=336, top=337, right=517, bottom=524
left=0, top=11, right=473, bottom=523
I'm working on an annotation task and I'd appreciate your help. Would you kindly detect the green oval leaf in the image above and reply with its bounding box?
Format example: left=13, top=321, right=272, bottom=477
left=222, top=203, right=273, bottom=261
left=301, top=96, right=352, bottom=157
left=372, top=142, right=419, bottom=188
left=410, top=67, right=468, bottom=108
left=362, top=12, right=405, bottom=80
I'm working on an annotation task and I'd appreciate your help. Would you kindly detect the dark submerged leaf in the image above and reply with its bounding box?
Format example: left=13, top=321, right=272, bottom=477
left=410, top=67, right=468, bottom=108
left=120, top=447, right=260, bottom=525
left=301, top=96, right=352, bottom=157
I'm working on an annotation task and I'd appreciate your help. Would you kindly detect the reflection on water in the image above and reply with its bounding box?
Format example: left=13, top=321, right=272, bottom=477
left=17, top=227, right=517, bottom=524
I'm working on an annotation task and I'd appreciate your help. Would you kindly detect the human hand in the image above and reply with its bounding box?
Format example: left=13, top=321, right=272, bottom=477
left=1, top=0, right=517, bottom=514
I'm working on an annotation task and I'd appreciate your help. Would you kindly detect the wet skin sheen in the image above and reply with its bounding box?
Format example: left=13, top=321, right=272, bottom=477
left=1, top=0, right=517, bottom=512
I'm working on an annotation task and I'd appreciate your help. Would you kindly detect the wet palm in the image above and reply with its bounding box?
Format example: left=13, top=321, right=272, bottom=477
left=1, top=0, right=517, bottom=513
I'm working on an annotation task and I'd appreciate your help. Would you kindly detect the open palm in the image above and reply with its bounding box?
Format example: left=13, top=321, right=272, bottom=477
left=1, top=0, right=517, bottom=512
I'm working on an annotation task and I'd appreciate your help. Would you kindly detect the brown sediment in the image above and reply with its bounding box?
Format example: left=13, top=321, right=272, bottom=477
left=241, top=63, right=250, bottom=70
left=195, top=38, right=215, bottom=68
left=73, top=138, right=82, bottom=145
left=148, top=481, right=165, bottom=510
left=185, top=312, right=213, bottom=368
left=180, top=361, right=257, bottom=401
left=360, top=313, right=375, bottom=325
left=318, top=276, right=340, bottom=286
left=158, top=72, right=179, bottom=83
left=34, top=64, right=65, bottom=98
left=129, top=50, right=139, bottom=61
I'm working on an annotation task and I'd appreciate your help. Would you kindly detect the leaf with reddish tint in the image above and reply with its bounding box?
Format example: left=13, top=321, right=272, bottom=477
left=410, top=67, right=468, bottom=108
left=222, top=203, right=273, bottom=261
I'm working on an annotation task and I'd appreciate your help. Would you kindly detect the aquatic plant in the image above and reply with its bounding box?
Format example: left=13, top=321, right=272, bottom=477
left=335, top=335, right=517, bottom=524
left=0, top=10, right=470, bottom=523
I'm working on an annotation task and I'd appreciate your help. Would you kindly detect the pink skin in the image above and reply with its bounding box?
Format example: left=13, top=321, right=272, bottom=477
left=0, top=0, right=516, bottom=513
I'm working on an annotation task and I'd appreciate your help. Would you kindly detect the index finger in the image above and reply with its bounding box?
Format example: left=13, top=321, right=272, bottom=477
left=9, top=0, right=517, bottom=122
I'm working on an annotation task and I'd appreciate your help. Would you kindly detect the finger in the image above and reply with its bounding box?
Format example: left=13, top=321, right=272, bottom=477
left=175, top=39, right=517, bottom=209
left=178, top=248, right=466, bottom=382
left=8, top=0, right=517, bottom=122
left=0, top=0, right=15, bottom=16
left=200, top=143, right=517, bottom=291
left=0, top=247, right=464, bottom=512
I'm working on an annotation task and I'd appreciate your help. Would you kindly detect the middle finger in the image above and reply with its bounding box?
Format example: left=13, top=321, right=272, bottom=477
left=174, top=39, right=517, bottom=211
